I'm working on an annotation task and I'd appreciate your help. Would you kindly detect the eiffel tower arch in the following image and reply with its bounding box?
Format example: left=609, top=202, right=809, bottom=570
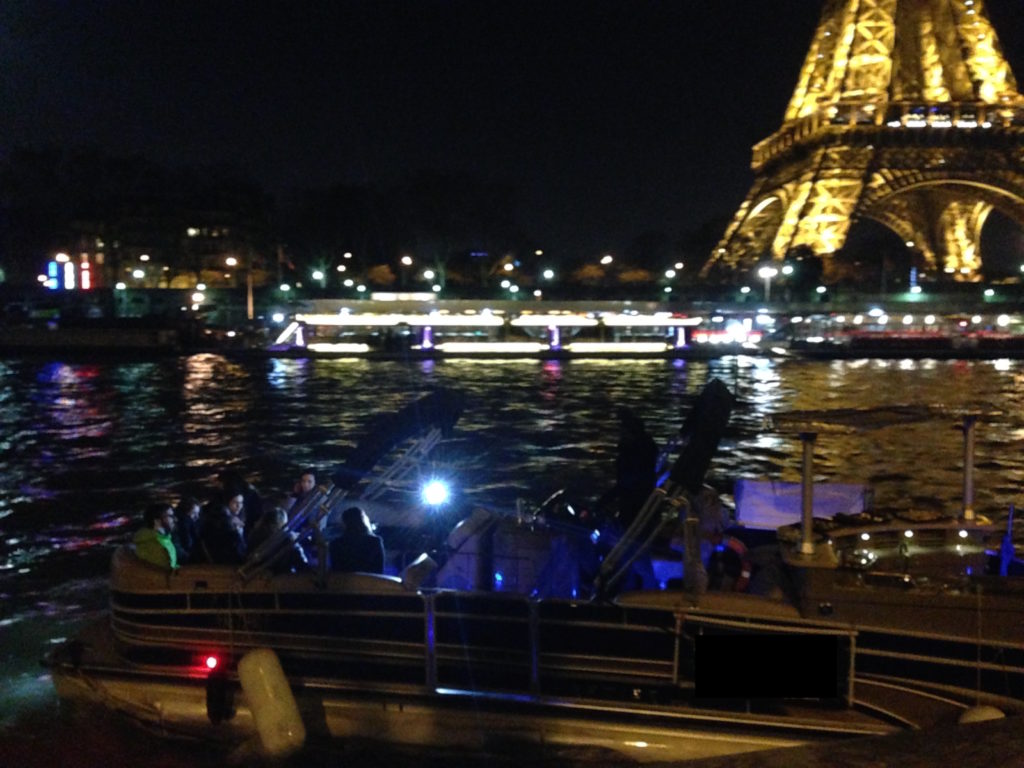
left=702, top=0, right=1024, bottom=284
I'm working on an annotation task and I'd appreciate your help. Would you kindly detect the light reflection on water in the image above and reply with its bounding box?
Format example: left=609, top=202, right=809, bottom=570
left=1, top=354, right=1023, bottom=764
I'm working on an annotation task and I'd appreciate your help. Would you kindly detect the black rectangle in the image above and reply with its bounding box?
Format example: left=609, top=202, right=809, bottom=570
left=694, top=634, right=841, bottom=699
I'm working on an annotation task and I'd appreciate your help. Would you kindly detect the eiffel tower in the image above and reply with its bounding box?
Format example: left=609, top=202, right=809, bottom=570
left=702, top=0, right=1024, bottom=283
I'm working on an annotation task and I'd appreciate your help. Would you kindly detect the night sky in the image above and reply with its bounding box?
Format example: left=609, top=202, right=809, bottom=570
left=3, top=1, right=1024, bottom=262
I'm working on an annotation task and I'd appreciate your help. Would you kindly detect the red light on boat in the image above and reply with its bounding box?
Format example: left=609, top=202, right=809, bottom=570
left=205, top=655, right=219, bottom=671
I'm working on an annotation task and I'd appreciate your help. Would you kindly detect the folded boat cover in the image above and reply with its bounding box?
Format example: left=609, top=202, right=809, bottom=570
left=734, top=480, right=871, bottom=530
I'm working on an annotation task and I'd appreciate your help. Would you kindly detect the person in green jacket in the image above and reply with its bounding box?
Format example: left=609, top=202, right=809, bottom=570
left=133, top=502, right=178, bottom=569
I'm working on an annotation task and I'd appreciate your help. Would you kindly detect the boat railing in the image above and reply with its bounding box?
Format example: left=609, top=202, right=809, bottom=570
left=852, top=626, right=1024, bottom=712
left=112, top=559, right=1024, bottom=712
left=111, top=552, right=863, bottom=708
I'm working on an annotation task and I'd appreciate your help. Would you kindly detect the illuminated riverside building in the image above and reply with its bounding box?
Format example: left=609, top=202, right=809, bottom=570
left=705, top=0, right=1024, bottom=285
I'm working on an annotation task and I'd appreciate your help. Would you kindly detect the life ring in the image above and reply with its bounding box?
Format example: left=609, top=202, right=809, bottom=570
left=711, top=534, right=752, bottom=592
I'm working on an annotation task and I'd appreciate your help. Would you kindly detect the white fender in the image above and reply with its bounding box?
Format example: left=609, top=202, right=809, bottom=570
left=237, top=648, right=306, bottom=757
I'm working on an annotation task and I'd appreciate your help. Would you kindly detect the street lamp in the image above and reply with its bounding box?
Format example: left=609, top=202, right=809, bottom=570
left=757, top=265, right=778, bottom=302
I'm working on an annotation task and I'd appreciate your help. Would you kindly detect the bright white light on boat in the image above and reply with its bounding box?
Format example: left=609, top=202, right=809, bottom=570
left=306, top=343, right=371, bottom=354
left=205, top=655, right=219, bottom=670
left=602, top=314, right=701, bottom=327
left=860, top=532, right=870, bottom=541
left=924, top=315, right=936, bottom=324
left=904, top=530, right=914, bottom=538
left=959, top=529, right=969, bottom=538
left=273, top=321, right=300, bottom=345
left=421, top=480, right=450, bottom=506
left=567, top=342, right=669, bottom=353
left=971, top=315, right=982, bottom=324
left=868, top=307, right=884, bottom=317
left=625, top=741, right=650, bottom=748
left=436, top=342, right=548, bottom=353
left=512, top=314, right=598, bottom=327
left=997, top=315, right=1010, bottom=327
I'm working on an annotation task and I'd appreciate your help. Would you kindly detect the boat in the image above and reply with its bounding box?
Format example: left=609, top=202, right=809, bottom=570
left=46, top=383, right=1024, bottom=762
left=260, top=300, right=767, bottom=360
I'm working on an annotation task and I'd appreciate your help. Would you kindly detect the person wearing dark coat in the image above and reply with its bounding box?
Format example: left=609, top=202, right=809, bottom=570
left=287, top=467, right=318, bottom=513
left=198, top=491, right=248, bottom=564
left=597, top=407, right=659, bottom=526
left=216, top=469, right=264, bottom=538
left=329, top=507, right=385, bottom=574
left=172, top=495, right=201, bottom=564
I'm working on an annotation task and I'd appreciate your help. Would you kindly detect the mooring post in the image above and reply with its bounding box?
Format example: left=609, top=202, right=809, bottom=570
left=962, top=415, right=977, bottom=523
left=800, top=432, right=817, bottom=555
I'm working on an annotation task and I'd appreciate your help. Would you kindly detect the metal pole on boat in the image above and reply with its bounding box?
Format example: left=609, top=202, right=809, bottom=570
left=800, top=432, right=816, bottom=556
left=961, top=414, right=977, bottom=522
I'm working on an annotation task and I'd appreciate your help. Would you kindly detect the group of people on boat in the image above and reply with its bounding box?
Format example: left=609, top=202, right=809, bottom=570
left=132, top=466, right=385, bottom=575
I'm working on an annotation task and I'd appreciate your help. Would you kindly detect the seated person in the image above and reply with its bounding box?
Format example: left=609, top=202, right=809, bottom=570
left=172, top=495, right=201, bottom=564
left=248, top=505, right=309, bottom=573
left=287, top=467, right=318, bottom=512
left=215, top=469, right=264, bottom=538
left=329, top=506, right=385, bottom=574
left=133, top=503, right=178, bottom=569
left=198, top=492, right=248, bottom=564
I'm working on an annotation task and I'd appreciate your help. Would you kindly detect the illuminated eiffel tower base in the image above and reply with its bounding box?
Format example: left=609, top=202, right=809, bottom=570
left=703, top=0, right=1024, bottom=283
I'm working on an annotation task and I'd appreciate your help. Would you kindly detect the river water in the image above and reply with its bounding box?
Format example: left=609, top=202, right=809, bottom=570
left=2, top=353, right=1023, bottom=766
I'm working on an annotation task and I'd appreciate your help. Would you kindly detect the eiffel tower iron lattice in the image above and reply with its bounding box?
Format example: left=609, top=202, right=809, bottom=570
left=702, top=0, right=1024, bottom=284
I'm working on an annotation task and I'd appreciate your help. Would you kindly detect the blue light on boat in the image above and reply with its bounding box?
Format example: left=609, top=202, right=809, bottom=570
left=590, top=529, right=601, bottom=544
left=493, top=571, right=504, bottom=589
left=421, top=479, right=450, bottom=506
